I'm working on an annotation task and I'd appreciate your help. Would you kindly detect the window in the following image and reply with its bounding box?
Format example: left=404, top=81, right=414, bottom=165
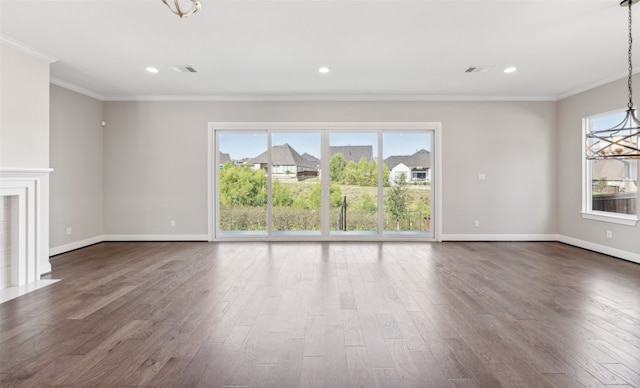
left=210, top=123, right=440, bottom=240
left=583, top=110, right=638, bottom=225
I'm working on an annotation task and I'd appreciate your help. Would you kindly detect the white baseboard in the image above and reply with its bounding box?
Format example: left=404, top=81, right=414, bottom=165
left=557, top=235, right=640, bottom=265
left=49, top=234, right=208, bottom=256
left=49, top=235, right=105, bottom=256
left=103, top=234, right=209, bottom=242
left=49, top=233, right=638, bottom=265
left=441, top=234, right=558, bottom=241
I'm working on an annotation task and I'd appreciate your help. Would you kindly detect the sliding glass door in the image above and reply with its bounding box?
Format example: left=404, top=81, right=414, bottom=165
left=382, top=132, right=432, bottom=235
left=270, top=132, right=322, bottom=236
left=217, top=132, right=268, bottom=236
left=329, top=132, right=379, bottom=236
left=212, top=124, right=436, bottom=240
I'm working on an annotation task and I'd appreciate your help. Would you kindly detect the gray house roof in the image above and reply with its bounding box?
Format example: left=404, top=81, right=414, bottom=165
left=219, top=151, right=231, bottom=164
left=592, top=159, right=626, bottom=180
left=384, top=149, right=431, bottom=170
left=250, top=143, right=318, bottom=170
left=302, top=152, right=320, bottom=166
left=330, top=145, right=373, bottom=163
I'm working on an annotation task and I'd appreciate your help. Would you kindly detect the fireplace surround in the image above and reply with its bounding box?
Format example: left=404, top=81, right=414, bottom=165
left=0, top=168, right=53, bottom=289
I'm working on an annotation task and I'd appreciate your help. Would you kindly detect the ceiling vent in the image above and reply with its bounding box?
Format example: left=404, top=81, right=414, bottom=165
left=464, top=66, right=490, bottom=73
left=168, top=65, right=198, bottom=73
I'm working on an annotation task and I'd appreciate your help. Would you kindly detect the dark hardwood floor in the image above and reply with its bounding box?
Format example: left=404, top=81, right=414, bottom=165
left=1, top=241, right=639, bottom=387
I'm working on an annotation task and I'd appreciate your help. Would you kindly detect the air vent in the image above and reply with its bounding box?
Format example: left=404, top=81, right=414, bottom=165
left=464, top=66, right=490, bottom=73
left=168, top=65, right=198, bottom=73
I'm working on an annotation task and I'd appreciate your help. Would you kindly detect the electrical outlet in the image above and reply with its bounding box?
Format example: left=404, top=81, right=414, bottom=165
left=474, top=220, right=480, bottom=228
left=478, top=173, right=486, bottom=181
left=66, top=227, right=72, bottom=235
left=170, top=220, right=176, bottom=227
left=606, top=230, right=612, bottom=239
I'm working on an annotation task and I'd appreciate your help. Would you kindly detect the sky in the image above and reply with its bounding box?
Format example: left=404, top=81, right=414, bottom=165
left=219, top=132, right=432, bottom=161
left=591, top=109, right=628, bottom=130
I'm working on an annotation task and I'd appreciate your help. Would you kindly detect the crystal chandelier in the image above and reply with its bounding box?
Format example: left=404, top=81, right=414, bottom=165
left=586, top=0, right=640, bottom=159
left=162, top=0, right=201, bottom=18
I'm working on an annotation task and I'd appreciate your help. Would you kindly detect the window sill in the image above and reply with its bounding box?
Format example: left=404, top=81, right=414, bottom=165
left=581, top=211, right=638, bottom=226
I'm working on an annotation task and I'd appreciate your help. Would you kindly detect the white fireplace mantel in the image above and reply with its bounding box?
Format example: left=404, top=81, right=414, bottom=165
left=0, top=167, right=53, bottom=287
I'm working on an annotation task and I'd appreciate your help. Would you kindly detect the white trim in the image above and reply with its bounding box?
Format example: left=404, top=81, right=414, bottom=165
left=0, top=35, right=58, bottom=64
left=557, top=70, right=640, bottom=101
left=49, top=235, right=105, bottom=257
left=208, top=128, right=215, bottom=242
left=0, top=168, right=53, bottom=286
left=0, top=168, right=55, bottom=175
left=50, top=234, right=209, bottom=256
left=105, top=94, right=557, bottom=102
left=558, top=234, right=640, bottom=265
left=0, top=280, right=60, bottom=305
left=580, top=211, right=638, bottom=226
left=104, top=234, right=208, bottom=241
left=441, top=234, right=558, bottom=241
left=50, top=78, right=105, bottom=101
left=433, top=123, right=443, bottom=242
left=582, top=108, right=638, bottom=225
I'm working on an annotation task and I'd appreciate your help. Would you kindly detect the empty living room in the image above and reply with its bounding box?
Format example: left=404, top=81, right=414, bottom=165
left=1, top=1, right=639, bottom=387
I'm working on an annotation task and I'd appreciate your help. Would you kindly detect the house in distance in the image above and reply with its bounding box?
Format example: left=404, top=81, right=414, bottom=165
left=384, top=149, right=431, bottom=185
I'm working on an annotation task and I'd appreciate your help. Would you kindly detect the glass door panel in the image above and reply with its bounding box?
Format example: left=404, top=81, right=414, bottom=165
left=382, top=132, right=432, bottom=235
left=214, top=127, right=435, bottom=240
left=217, top=132, right=268, bottom=236
left=329, top=132, right=379, bottom=235
left=271, top=132, right=322, bottom=236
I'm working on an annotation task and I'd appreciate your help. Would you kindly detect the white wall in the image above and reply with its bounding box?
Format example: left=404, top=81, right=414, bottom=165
left=0, top=43, right=50, bottom=168
left=103, top=100, right=557, bottom=239
left=49, top=85, right=104, bottom=254
left=557, top=76, right=640, bottom=260
left=0, top=42, right=53, bottom=277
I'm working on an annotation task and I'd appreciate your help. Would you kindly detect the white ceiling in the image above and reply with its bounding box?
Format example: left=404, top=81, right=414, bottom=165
left=0, top=0, right=636, bottom=100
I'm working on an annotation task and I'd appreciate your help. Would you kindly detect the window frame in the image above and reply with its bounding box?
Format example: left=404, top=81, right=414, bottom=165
left=208, top=122, right=442, bottom=241
left=582, top=109, right=638, bottom=226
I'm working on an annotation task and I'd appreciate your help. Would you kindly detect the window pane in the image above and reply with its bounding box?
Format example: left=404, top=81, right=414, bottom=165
left=589, top=112, right=638, bottom=216
left=218, top=132, right=267, bottom=235
left=383, top=133, right=432, bottom=234
left=329, top=133, right=378, bottom=235
left=271, top=132, right=321, bottom=235
left=591, top=159, right=637, bottom=215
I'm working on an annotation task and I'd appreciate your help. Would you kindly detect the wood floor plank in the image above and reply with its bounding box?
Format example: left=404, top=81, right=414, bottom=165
left=345, top=346, right=375, bottom=388
left=1, top=241, right=639, bottom=387
left=385, top=338, right=424, bottom=387
left=273, top=338, right=305, bottom=387
left=299, top=356, right=325, bottom=388
left=410, top=349, right=451, bottom=388
left=342, top=310, right=365, bottom=346
left=303, top=315, right=326, bottom=357
left=357, top=304, right=394, bottom=368
left=67, top=285, right=137, bottom=320
left=324, top=324, right=349, bottom=387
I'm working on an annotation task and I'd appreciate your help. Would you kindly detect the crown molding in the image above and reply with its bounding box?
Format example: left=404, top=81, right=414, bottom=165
left=50, top=78, right=105, bottom=101
left=556, top=70, right=640, bottom=101
left=103, top=93, right=557, bottom=102
left=0, top=35, right=57, bottom=64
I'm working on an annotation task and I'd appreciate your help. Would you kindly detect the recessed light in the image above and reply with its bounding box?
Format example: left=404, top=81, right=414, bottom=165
left=504, top=67, right=517, bottom=74
left=318, top=66, right=330, bottom=74
left=146, top=67, right=159, bottom=73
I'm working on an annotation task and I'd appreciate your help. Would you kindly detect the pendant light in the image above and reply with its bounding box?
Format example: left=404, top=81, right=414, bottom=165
left=162, top=0, right=201, bottom=18
left=586, top=0, right=640, bottom=159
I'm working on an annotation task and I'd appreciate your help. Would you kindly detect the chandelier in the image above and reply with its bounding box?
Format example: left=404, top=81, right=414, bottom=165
left=162, top=0, right=201, bottom=18
left=586, top=0, right=640, bottom=159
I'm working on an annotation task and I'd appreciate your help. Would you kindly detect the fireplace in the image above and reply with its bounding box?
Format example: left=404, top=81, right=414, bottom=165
left=0, top=168, right=53, bottom=290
